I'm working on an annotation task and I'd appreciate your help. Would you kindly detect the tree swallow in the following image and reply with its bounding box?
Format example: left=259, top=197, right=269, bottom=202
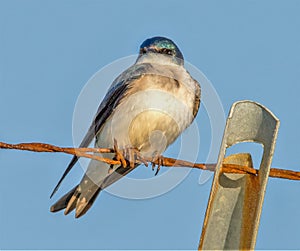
left=50, top=36, right=201, bottom=218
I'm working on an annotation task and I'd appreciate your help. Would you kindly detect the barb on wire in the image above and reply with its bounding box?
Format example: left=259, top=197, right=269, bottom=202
left=0, top=141, right=299, bottom=181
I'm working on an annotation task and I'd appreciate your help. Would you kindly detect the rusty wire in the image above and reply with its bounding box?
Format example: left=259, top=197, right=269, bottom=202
left=0, top=141, right=299, bottom=181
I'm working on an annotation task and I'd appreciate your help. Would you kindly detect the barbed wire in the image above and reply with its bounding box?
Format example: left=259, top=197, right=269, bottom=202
left=0, top=141, right=299, bottom=180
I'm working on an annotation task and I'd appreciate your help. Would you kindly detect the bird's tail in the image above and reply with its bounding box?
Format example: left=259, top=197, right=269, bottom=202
left=50, top=176, right=102, bottom=218
left=50, top=163, right=135, bottom=218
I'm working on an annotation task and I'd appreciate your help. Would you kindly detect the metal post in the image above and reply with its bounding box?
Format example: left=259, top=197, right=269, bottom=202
left=199, top=100, right=280, bottom=250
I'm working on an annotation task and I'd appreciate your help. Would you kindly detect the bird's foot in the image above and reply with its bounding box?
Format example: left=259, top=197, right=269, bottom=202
left=112, top=139, right=148, bottom=169
left=123, top=147, right=148, bottom=168
left=113, top=139, right=127, bottom=167
left=151, top=153, right=164, bottom=176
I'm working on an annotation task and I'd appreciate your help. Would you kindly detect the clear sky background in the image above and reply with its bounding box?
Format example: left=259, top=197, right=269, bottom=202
left=1, top=0, right=300, bottom=249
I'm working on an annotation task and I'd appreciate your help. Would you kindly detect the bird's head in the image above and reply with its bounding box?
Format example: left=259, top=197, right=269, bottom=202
left=138, top=36, right=184, bottom=65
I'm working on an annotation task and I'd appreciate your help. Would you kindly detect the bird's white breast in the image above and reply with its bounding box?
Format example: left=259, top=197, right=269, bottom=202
left=96, top=65, right=198, bottom=158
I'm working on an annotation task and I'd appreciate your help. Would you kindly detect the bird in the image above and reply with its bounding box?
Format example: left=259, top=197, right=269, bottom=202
left=50, top=36, right=201, bottom=218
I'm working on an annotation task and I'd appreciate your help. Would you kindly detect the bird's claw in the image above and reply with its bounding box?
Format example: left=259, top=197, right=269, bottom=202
left=113, top=139, right=127, bottom=167
left=152, top=154, right=164, bottom=176
left=123, top=146, right=149, bottom=168
left=112, top=139, right=148, bottom=169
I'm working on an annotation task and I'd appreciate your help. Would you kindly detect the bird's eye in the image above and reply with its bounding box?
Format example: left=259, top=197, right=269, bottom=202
left=140, top=47, right=147, bottom=54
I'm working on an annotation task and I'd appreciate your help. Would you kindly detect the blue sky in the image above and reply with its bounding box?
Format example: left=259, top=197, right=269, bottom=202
left=1, top=0, right=300, bottom=249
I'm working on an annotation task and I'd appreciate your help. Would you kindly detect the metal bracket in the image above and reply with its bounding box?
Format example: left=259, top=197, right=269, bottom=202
left=199, top=100, right=280, bottom=250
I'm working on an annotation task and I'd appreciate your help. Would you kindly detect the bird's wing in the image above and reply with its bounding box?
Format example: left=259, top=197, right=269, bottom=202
left=50, top=63, right=152, bottom=198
